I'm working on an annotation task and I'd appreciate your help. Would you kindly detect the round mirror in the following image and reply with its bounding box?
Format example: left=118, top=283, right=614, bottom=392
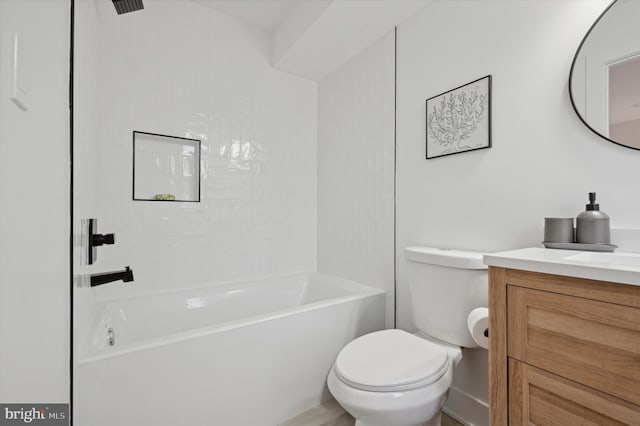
left=569, top=0, right=640, bottom=150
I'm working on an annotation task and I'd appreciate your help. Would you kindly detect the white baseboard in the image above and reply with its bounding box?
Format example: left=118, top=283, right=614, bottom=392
left=443, top=385, right=489, bottom=426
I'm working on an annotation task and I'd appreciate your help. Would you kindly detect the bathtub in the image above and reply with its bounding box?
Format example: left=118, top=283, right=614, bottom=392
left=75, top=273, right=385, bottom=426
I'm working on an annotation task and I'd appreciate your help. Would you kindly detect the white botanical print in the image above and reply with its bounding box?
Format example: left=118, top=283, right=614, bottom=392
left=426, top=76, right=491, bottom=159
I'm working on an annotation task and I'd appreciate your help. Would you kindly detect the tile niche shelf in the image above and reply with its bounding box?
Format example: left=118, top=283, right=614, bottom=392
left=132, top=131, right=201, bottom=202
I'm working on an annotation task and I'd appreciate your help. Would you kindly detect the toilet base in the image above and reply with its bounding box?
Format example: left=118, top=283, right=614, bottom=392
left=354, top=412, right=441, bottom=426
left=329, top=360, right=450, bottom=426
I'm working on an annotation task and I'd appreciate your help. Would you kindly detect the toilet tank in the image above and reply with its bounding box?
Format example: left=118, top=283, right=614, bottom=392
left=405, top=246, right=488, bottom=348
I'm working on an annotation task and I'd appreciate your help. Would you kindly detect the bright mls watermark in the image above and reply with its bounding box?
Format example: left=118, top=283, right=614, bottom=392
left=0, top=404, right=68, bottom=425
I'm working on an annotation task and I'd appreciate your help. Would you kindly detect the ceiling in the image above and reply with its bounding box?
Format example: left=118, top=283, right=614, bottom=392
left=192, top=0, right=297, bottom=32
left=191, top=0, right=431, bottom=81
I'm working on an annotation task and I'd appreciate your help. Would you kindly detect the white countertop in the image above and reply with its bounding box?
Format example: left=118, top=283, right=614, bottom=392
left=483, top=247, right=640, bottom=287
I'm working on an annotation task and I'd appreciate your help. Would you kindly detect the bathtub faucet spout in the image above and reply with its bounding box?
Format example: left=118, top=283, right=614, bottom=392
left=90, top=266, right=134, bottom=287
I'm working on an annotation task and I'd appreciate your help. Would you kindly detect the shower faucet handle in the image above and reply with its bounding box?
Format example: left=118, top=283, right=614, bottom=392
left=92, top=232, right=115, bottom=247
left=86, top=218, right=116, bottom=265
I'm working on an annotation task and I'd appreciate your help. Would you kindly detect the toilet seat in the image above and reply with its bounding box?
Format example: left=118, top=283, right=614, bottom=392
left=334, top=329, right=449, bottom=392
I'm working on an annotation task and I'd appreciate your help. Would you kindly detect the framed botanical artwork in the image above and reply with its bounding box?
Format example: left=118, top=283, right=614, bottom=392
left=426, top=75, right=492, bottom=159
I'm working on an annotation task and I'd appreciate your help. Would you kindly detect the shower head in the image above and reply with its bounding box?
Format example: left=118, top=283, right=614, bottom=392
left=112, top=0, right=144, bottom=15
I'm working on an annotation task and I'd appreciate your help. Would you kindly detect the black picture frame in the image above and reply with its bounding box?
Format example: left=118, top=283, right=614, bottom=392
left=132, top=131, right=201, bottom=202
left=426, top=75, right=492, bottom=159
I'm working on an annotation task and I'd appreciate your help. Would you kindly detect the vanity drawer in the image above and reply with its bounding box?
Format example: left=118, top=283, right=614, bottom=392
left=508, top=359, right=640, bottom=426
left=507, top=285, right=640, bottom=406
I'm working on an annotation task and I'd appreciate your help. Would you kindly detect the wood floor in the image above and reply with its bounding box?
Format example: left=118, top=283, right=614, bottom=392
left=279, top=399, right=464, bottom=426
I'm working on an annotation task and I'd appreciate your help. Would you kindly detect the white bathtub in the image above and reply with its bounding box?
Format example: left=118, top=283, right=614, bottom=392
left=75, top=273, right=385, bottom=426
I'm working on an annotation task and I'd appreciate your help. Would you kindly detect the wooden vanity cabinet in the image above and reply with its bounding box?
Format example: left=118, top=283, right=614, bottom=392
left=489, top=267, right=640, bottom=426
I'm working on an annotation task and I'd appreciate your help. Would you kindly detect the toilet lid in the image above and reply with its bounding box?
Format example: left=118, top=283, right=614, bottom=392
left=334, top=329, right=449, bottom=392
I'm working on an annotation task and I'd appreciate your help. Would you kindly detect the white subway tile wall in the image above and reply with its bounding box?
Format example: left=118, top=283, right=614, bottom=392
left=75, top=0, right=317, bottom=303
left=317, top=31, right=395, bottom=327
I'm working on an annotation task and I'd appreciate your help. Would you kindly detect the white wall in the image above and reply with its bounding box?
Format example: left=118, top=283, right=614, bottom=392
left=318, top=1, right=640, bottom=425
left=0, top=0, right=70, bottom=402
left=318, top=30, right=395, bottom=327
left=396, top=0, right=628, bottom=424
left=396, top=0, right=621, bottom=329
left=75, top=0, right=317, bottom=315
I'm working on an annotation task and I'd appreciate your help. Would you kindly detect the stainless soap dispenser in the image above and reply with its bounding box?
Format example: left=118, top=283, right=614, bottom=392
left=576, top=192, right=610, bottom=244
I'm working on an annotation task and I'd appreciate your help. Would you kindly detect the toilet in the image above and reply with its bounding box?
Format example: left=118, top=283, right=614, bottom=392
left=327, top=246, right=488, bottom=426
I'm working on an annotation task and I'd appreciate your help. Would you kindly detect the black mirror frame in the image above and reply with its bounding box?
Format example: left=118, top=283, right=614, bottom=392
left=568, top=0, right=640, bottom=152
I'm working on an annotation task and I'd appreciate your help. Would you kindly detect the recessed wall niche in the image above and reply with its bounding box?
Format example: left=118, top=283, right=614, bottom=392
left=132, top=131, right=201, bottom=202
